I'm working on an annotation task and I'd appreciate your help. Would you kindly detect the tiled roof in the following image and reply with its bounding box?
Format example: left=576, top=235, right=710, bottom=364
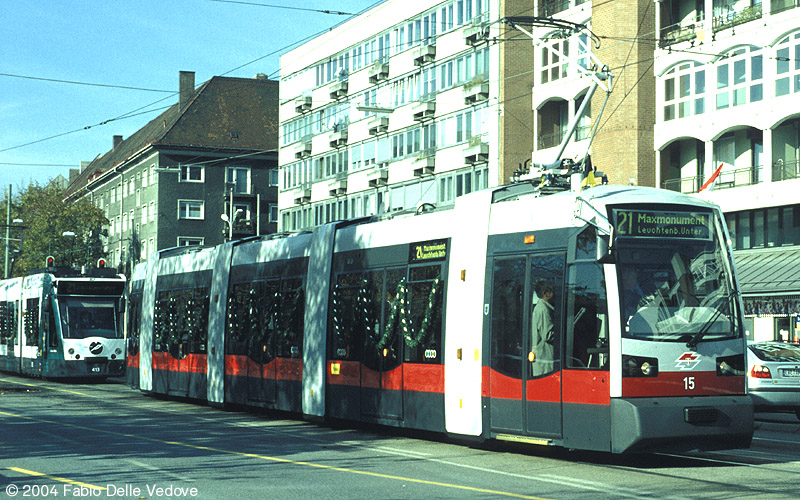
left=65, top=75, right=278, bottom=198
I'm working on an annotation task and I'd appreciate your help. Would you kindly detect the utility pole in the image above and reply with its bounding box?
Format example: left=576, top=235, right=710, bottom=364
left=4, top=185, right=10, bottom=279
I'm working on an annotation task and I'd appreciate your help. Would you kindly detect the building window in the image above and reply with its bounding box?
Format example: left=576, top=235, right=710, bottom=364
left=178, top=237, right=204, bottom=246
left=663, top=62, right=705, bottom=121
left=180, top=164, right=204, bottom=182
left=540, top=37, right=569, bottom=84
left=226, top=166, right=251, bottom=194
left=269, top=168, right=279, bottom=187
left=776, top=32, right=800, bottom=97
left=141, top=204, right=148, bottom=225
left=715, top=46, right=762, bottom=110
left=149, top=201, right=156, bottom=223
left=269, top=204, right=279, bottom=223
left=178, top=200, right=204, bottom=220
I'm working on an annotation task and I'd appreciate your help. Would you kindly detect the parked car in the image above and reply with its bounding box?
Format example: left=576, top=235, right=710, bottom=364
left=747, top=341, right=800, bottom=420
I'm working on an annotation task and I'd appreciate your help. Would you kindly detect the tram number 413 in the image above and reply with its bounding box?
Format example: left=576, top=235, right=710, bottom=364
left=683, top=376, right=696, bottom=390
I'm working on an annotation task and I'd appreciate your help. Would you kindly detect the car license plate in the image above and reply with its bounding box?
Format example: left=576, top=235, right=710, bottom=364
left=782, top=368, right=800, bottom=377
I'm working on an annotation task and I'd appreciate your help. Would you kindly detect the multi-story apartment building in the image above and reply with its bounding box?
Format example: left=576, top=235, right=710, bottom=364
left=277, top=0, right=658, bottom=231
left=65, top=72, right=280, bottom=276
left=278, top=0, right=504, bottom=230
left=655, top=2, right=800, bottom=341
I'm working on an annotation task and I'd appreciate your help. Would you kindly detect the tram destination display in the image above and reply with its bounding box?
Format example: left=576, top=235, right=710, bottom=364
left=613, top=208, right=711, bottom=239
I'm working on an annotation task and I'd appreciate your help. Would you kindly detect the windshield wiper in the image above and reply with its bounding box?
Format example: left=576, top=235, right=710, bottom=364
left=686, top=306, right=723, bottom=349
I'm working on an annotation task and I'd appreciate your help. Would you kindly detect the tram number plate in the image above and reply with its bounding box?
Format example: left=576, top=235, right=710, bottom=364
left=782, top=368, right=800, bottom=377
left=91, top=366, right=101, bottom=373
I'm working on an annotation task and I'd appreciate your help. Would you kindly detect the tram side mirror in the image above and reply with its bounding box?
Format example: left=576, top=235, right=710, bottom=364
left=597, top=234, right=613, bottom=263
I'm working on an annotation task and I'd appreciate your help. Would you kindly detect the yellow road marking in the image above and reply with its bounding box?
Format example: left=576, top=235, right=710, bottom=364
left=0, top=410, right=551, bottom=500
left=6, top=466, right=106, bottom=490
left=0, top=377, right=89, bottom=396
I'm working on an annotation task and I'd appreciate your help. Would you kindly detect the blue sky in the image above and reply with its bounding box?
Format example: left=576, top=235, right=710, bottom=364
left=0, top=0, right=381, bottom=192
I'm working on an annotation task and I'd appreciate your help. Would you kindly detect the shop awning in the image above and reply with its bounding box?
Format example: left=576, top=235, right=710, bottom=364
left=733, top=248, right=800, bottom=296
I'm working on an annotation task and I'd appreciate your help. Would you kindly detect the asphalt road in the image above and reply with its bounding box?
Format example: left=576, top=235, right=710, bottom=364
left=2, top=375, right=800, bottom=500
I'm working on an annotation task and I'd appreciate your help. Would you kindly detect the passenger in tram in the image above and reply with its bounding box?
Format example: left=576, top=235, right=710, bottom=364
left=531, top=281, right=555, bottom=377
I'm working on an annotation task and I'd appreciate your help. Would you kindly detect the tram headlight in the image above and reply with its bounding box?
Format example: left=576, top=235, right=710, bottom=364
left=622, top=355, right=659, bottom=377
left=115, top=348, right=122, bottom=355
left=68, top=348, right=75, bottom=355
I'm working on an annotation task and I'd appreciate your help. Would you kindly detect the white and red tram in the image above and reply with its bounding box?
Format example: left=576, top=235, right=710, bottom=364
left=128, top=184, right=753, bottom=453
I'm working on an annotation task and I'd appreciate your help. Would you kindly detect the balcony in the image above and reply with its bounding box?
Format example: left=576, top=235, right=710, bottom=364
left=660, top=21, right=700, bottom=48
left=368, top=62, right=390, bottom=83
left=661, top=166, right=761, bottom=193
left=712, top=4, right=762, bottom=32
left=538, top=129, right=566, bottom=150
left=412, top=44, right=436, bottom=66
left=773, top=160, right=800, bottom=181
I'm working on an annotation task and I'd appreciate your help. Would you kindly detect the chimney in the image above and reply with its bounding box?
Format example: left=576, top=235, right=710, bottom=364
left=179, top=71, right=195, bottom=110
left=113, top=135, right=123, bottom=149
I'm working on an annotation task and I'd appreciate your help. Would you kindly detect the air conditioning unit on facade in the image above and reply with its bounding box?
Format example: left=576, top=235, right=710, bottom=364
left=294, top=140, right=312, bottom=159
left=329, top=129, right=348, bottom=148
left=464, top=142, right=489, bottom=166
left=412, top=44, right=436, bottom=66
left=464, top=82, right=489, bottom=105
left=412, top=101, right=436, bottom=122
left=294, top=95, right=311, bottom=113
left=329, top=80, right=348, bottom=99
left=368, top=62, right=390, bottom=83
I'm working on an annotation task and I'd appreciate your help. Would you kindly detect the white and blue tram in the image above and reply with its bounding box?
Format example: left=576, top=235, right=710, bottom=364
left=0, top=263, right=126, bottom=379
left=128, top=184, right=753, bottom=453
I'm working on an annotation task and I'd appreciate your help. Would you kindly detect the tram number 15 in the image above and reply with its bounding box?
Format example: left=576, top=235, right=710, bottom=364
left=683, top=376, right=695, bottom=390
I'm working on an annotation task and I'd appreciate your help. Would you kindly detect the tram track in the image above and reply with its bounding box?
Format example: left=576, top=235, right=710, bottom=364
left=5, top=375, right=800, bottom=499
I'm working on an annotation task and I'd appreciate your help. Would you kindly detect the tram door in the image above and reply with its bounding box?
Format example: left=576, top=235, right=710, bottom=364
left=246, top=280, right=279, bottom=405
left=360, top=269, right=405, bottom=421
left=489, top=254, right=564, bottom=437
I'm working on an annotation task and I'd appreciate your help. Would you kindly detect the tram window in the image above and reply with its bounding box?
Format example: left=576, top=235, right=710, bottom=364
left=257, top=280, right=280, bottom=362
left=127, top=295, right=141, bottom=355
left=529, top=255, right=565, bottom=377
left=277, top=278, right=304, bottom=358
left=154, top=291, right=170, bottom=352
left=190, top=287, right=209, bottom=354
left=491, top=258, right=525, bottom=379
left=48, top=299, right=58, bottom=349
left=25, top=299, right=39, bottom=347
left=330, top=272, right=363, bottom=361
left=60, top=299, right=119, bottom=340
left=381, top=268, right=408, bottom=366
left=405, top=265, right=443, bottom=363
left=566, top=262, right=608, bottom=370
left=226, top=283, right=251, bottom=355
left=361, top=270, right=391, bottom=371
left=0, top=302, right=9, bottom=340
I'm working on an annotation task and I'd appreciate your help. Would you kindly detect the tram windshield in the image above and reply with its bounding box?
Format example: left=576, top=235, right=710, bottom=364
left=59, top=298, right=121, bottom=339
left=614, top=207, right=741, bottom=343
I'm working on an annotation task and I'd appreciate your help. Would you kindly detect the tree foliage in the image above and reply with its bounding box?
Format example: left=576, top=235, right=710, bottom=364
left=1, top=182, right=107, bottom=278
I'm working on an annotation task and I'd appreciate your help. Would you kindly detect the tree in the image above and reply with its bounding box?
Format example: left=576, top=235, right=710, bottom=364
left=1, top=182, right=108, bottom=277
